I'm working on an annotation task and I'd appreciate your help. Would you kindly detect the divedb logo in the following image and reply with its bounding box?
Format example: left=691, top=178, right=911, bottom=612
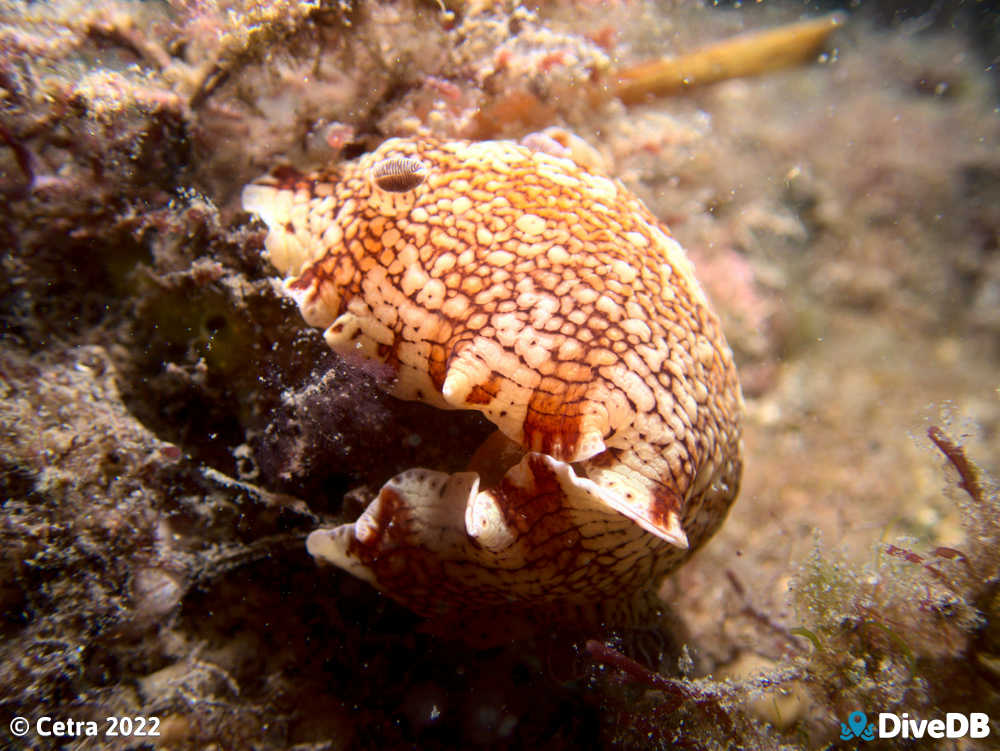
left=840, top=710, right=991, bottom=741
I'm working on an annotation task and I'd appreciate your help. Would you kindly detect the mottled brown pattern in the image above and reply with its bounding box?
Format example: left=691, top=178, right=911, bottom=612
left=242, top=135, right=743, bottom=616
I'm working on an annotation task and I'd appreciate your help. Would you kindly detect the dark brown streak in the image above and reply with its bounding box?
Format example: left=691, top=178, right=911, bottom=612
left=928, top=425, right=984, bottom=503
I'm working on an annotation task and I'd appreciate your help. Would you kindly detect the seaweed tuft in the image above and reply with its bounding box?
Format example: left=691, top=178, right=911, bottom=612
left=790, top=425, right=1000, bottom=746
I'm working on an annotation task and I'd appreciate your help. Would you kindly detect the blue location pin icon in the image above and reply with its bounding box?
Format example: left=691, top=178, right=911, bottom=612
left=848, top=711, right=868, bottom=738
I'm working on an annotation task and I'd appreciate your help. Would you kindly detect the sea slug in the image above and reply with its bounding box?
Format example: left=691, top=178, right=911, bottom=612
left=242, top=134, right=743, bottom=617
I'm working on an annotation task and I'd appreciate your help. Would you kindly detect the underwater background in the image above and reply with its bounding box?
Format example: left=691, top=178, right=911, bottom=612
left=1, top=0, right=998, bottom=748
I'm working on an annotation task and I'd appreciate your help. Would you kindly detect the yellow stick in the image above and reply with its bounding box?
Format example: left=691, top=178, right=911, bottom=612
left=615, top=13, right=845, bottom=104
